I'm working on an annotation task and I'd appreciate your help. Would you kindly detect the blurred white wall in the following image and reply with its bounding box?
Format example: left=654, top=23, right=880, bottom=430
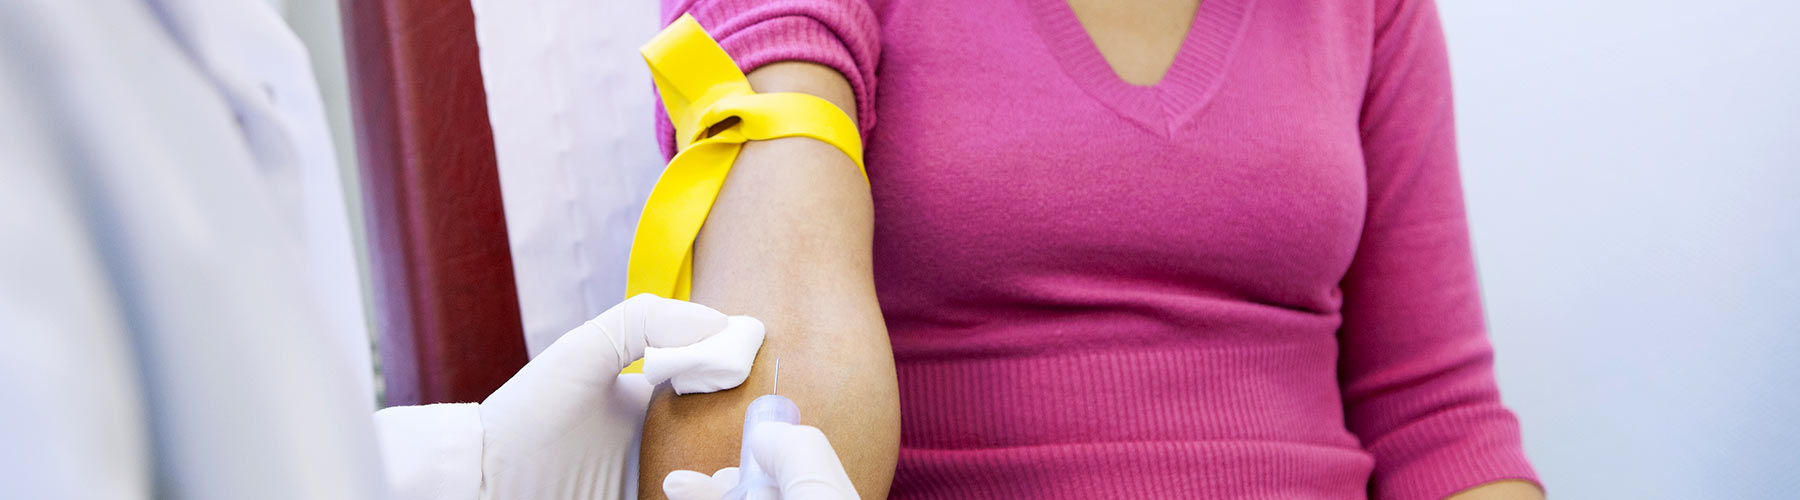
left=470, top=0, right=665, bottom=356
left=1440, top=2, right=1800, bottom=498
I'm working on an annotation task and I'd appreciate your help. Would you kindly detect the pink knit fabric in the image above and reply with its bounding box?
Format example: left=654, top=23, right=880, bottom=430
left=657, top=0, right=1538, bottom=498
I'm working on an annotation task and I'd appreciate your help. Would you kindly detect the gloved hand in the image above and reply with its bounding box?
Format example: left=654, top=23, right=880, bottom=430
left=660, top=421, right=859, bottom=500
left=474, top=294, right=765, bottom=499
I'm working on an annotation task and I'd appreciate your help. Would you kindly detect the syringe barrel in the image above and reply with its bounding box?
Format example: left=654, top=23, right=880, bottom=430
left=722, top=394, right=800, bottom=500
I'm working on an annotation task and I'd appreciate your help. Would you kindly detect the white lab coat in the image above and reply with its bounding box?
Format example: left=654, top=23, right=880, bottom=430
left=0, top=0, right=476, bottom=498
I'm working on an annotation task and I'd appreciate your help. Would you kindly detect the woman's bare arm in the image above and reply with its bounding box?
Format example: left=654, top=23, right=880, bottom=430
left=1446, top=480, right=1544, bottom=500
left=637, top=61, right=899, bottom=499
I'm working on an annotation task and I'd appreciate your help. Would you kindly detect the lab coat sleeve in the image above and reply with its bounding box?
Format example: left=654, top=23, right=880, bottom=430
left=372, top=404, right=484, bottom=500
left=0, top=78, right=154, bottom=500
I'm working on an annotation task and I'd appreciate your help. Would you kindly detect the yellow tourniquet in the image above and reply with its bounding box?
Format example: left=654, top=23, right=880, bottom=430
left=621, top=14, right=866, bottom=373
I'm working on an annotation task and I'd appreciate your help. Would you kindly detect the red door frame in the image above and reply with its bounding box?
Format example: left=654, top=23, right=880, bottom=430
left=339, top=0, right=528, bottom=405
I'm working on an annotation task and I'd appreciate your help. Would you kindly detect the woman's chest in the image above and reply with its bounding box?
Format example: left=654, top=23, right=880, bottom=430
left=867, top=0, right=1377, bottom=308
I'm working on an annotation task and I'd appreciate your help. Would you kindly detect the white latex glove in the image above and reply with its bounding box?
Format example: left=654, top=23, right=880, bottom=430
left=661, top=422, right=860, bottom=500
left=376, top=294, right=764, bottom=500
left=480, top=294, right=765, bottom=499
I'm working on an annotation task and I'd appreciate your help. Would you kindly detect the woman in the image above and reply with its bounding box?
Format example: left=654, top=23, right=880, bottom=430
left=638, top=0, right=1542, bottom=498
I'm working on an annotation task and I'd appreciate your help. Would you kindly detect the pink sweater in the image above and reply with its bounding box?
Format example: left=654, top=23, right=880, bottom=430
left=659, top=0, right=1538, bottom=498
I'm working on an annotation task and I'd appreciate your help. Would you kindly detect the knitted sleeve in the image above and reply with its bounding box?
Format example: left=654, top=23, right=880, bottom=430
left=654, top=0, right=881, bottom=158
left=1339, top=0, right=1540, bottom=498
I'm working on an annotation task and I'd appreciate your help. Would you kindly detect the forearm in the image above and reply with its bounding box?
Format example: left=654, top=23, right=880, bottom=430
left=637, top=62, right=900, bottom=499
left=1445, top=480, right=1544, bottom=500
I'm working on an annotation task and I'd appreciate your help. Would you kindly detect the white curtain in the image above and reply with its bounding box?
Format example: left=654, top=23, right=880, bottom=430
left=471, top=0, right=666, bottom=356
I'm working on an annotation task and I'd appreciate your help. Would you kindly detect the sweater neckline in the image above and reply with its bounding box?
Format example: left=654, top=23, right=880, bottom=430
left=1022, top=0, right=1256, bottom=137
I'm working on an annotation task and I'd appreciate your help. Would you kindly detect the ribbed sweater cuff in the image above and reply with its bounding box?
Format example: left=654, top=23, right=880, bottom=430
left=714, top=16, right=873, bottom=131
left=655, top=0, right=880, bottom=159
left=1367, top=405, right=1541, bottom=500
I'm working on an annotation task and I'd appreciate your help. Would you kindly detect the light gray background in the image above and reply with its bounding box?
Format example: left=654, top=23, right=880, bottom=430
left=284, top=0, right=1800, bottom=497
left=1441, top=1, right=1800, bottom=497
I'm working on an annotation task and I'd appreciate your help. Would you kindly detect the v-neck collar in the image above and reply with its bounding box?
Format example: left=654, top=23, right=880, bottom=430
left=1022, top=0, right=1257, bottom=138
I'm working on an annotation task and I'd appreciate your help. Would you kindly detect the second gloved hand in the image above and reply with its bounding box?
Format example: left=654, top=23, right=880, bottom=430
left=661, top=421, right=859, bottom=500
